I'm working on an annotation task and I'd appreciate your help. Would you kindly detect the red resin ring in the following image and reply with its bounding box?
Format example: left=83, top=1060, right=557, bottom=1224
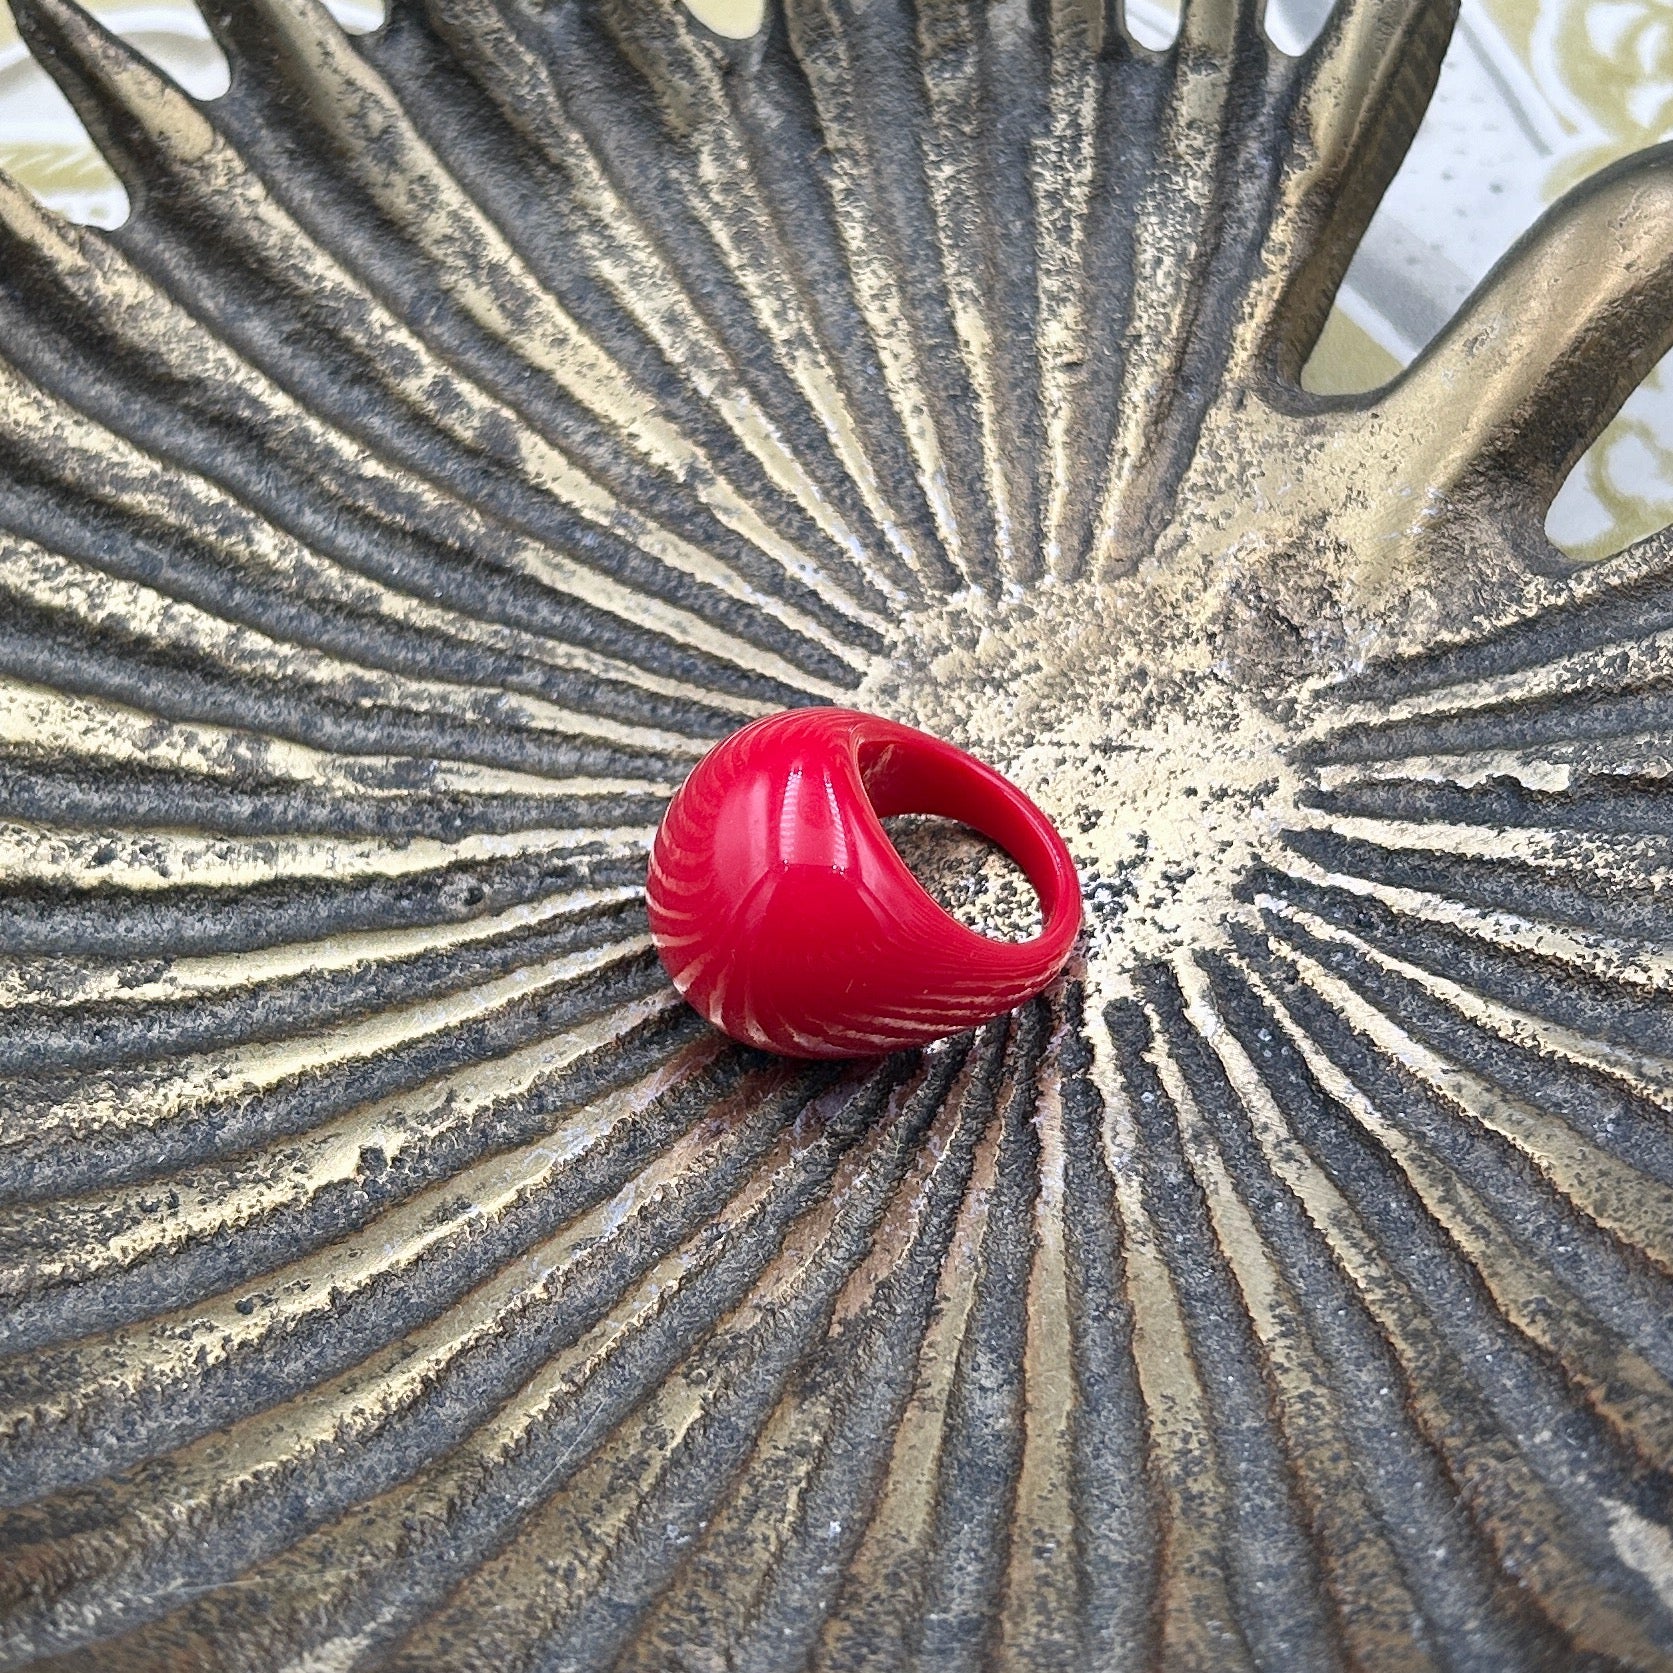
left=646, top=707, right=1082, bottom=1059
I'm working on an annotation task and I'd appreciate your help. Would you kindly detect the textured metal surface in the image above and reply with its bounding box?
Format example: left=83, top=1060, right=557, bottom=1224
left=2, top=0, right=1673, bottom=1667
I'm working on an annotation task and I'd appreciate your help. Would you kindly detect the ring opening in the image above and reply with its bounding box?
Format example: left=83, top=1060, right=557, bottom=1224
left=853, top=728, right=1078, bottom=952
left=880, top=813, right=1045, bottom=942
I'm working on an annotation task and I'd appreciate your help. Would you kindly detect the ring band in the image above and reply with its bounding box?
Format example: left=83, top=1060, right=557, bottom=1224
left=647, top=707, right=1082, bottom=1058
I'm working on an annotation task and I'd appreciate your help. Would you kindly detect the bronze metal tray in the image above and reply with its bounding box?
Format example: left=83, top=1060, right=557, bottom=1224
left=2, top=0, right=1673, bottom=1667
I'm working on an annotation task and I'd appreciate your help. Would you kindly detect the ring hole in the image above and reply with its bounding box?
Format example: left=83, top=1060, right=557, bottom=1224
left=881, top=815, right=1043, bottom=943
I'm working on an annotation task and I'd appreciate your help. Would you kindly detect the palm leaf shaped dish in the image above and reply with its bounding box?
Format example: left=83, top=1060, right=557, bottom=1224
left=2, top=0, right=1673, bottom=1667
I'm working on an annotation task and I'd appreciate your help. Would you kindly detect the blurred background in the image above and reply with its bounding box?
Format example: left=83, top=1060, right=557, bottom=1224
left=1, top=0, right=1668, bottom=562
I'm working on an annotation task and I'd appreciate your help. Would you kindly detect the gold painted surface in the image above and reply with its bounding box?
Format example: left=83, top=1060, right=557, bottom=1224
left=1496, top=0, right=1673, bottom=559
left=683, top=0, right=767, bottom=39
